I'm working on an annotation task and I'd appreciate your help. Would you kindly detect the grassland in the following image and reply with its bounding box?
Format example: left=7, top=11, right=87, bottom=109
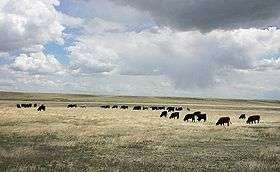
left=0, top=91, right=279, bottom=171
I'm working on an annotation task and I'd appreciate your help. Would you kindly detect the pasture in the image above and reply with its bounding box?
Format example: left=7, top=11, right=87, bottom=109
left=0, top=92, right=280, bottom=171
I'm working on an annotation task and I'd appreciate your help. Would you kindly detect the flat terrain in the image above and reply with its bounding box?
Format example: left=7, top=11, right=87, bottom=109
left=0, top=91, right=279, bottom=171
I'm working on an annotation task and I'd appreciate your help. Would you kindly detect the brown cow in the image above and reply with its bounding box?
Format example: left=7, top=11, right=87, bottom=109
left=216, top=117, right=231, bottom=126
left=246, top=115, right=260, bottom=124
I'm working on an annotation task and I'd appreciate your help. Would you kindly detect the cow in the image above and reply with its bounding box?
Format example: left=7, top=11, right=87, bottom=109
left=37, top=105, right=46, bottom=111
left=120, top=105, right=128, bottom=109
left=246, top=115, right=260, bottom=124
left=158, top=106, right=165, bottom=110
left=143, top=106, right=149, bottom=110
left=169, top=112, right=179, bottom=119
left=175, top=107, right=183, bottom=111
left=216, top=117, right=231, bottom=126
left=160, top=111, right=168, bottom=118
left=167, top=107, right=175, bottom=112
left=80, top=105, right=86, bottom=108
left=100, top=105, right=110, bottom=109
left=239, top=114, right=246, bottom=119
left=183, top=113, right=195, bottom=122
left=133, top=106, right=142, bottom=110
left=112, top=105, right=118, bottom=109
left=151, top=106, right=158, bottom=110
left=16, top=104, right=21, bottom=108
left=67, top=104, right=77, bottom=108
left=197, top=113, right=207, bottom=122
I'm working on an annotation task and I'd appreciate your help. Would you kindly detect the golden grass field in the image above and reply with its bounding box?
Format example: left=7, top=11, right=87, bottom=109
left=0, top=91, right=279, bottom=171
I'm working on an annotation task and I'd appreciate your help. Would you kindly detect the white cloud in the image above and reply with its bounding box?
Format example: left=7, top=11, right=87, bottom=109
left=68, top=26, right=280, bottom=90
left=0, top=0, right=65, bottom=53
left=11, top=51, right=65, bottom=75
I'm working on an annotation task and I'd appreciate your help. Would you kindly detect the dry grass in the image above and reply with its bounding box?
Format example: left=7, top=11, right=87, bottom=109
left=0, top=96, right=279, bottom=171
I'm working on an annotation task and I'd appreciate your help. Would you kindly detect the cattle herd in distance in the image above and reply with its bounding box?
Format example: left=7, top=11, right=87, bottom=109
left=16, top=103, right=261, bottom=126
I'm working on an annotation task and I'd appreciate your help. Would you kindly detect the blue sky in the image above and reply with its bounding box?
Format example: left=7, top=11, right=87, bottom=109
left=0, top=0, right=280, bottom=99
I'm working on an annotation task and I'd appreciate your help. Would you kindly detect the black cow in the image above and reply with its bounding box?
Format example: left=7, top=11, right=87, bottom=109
left=158, top=106, right=165, bottom=110
left=169, top=112, right=179, bottom=119
left=175, top=107, right=183, bottom=111
left=133, top=106, right=142, bottom=110
left=21, top=103, right=32, bottom=108
left=80, top=105, right=87, bottom=108
left=67, top=104, right=77, bottom=108
left=183, top=113, right=195, bottom=122
left=246, top=115, right=260, bottom=124
left=239, top=114, right=246, bottom=119
left=143, top=106, right=149, bottom=110
left=197, top=113, right=207, bottom=122
left=16, top=104, right=21, bottom=108
left=160, top=111, right=168, bottom=117
left=100, top=105, right=110, bottom=109
left=120, top=105, right=128, bottom=109
left=216, top=117, right=231, bottom=126
left=112, top=105, right=118, bottom=109
left=167, top=107, right=175, bottom=112
left=34, top=103, right=37, bottom=107
left=37, top=105, right=46, bottom=111
left=151, top=106, right=158, bottom=110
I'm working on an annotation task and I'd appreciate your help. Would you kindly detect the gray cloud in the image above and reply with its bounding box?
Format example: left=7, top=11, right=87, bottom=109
left=111, top=0, right=280, bottom=32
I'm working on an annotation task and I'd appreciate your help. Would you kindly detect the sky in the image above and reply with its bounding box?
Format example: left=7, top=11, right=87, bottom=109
left=0, top=0, right=280, bottom=99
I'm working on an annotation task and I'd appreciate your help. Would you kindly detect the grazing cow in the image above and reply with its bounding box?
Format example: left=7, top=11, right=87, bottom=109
left=80, top=105, right=86, bottom=108
left=21, top=103, right=32, bottom=108
left=167, top=107, right=175, bottom=112
left=183, top=113, right=195, bottom=122
left=16, top=104, right=21, bottom=108
left=143, top=106, right=149, bottom=110
left=216, top=117, right=231, bottom=126
left=67, top=104, right=77, bottom=108
left=100, top=105, right=110, bottom=109
left=160, top=111, right=168, bottom=118
left=246, top=115, right=260, bottom=124
left=186, top=107, right=190, bottom=111
left=175, top=107, right=183, bottom=111
left=133, top=106, right=142, bottom=110
left=197, top=113, right=207, bottom=122
left=120, top=105, right=128, bottom=109
left=151, top=106, right=158, bottom=110
left=112, top=105, right=118, bottom=109
left=34, top=104, right=37, bottom=107
left=37, top=105, right=46, bottom=111
left=239, top=114, right=246, bottom=119
left=169, top=112, right=179, bottom=119
left=158, top=106, right=165, bottom=110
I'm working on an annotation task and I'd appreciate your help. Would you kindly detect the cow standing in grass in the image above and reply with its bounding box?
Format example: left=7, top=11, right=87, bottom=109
left=169, top=112, right=179, bottom=119
left=184, top=114, right=195, bottom=122
left=246, top=115, right=260, bottom=124
left=216, top=117, right=231, bottom=126
left=160, top=111, right=168, bottom=118
left=239, top=114, right=246, bottom=119
left=37, top=105, right=46, bottom=111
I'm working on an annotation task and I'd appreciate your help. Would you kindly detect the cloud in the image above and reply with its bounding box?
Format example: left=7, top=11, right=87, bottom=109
left=11, top=51, right=65, bottom=75
left=111, top=0, right=280, bottom=32
left=0, top=0, right=65, bottom=53
left=68, top=26, right=280, bottom=89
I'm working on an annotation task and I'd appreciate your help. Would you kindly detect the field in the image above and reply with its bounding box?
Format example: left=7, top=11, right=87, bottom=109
left=0, top=91, right=280, bottom=171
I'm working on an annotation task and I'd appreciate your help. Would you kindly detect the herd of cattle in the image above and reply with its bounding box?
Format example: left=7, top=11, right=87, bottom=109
left=16, top=103, right=261, bottom=126
left=17, top=103, right=46, bottom=111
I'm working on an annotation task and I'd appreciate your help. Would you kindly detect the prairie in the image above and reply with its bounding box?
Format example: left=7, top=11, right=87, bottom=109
left=0, top=91, right=279, bottom=171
